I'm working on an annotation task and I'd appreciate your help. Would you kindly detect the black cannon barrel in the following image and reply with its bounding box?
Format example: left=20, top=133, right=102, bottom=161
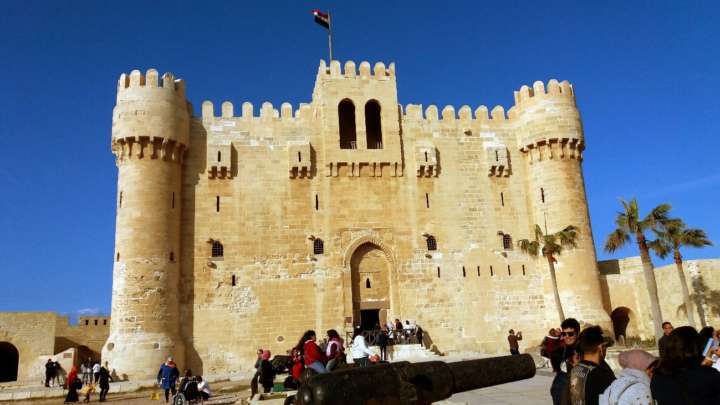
left=296, top=354, right=536, bottom=405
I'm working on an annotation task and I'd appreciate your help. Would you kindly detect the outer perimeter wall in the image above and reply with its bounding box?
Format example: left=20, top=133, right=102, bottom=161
left=175, top=61, right=610, bottom=377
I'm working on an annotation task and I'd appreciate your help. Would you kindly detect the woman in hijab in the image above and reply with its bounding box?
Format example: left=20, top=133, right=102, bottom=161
left=259, top=350, right=275, bottom=393
left=64, top=365, right=81, bottom=403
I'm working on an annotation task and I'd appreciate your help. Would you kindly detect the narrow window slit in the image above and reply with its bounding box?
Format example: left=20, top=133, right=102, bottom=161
left=462, top=266, right=466, bottom=277
left=216, top=196, right=220, bottom=212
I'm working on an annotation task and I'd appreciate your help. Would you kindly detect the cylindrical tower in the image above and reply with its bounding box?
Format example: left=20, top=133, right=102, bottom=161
left=514, top=80, right=610, bottom=327
left=102, top=69, right=189, bottom=379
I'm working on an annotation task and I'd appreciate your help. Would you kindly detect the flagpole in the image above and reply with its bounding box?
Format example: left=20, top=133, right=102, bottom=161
left=328, top=10, right=333, bottom=62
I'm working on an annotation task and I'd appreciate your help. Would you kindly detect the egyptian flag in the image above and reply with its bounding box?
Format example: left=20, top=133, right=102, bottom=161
left=312, top=9, right=330, bottom=29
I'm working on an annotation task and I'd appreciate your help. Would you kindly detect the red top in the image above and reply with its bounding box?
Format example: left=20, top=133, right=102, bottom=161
left=303, top=340, right=326, bottom=365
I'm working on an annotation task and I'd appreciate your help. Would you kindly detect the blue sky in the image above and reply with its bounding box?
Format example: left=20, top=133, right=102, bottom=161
left=1, top=1, right=718, bottom=318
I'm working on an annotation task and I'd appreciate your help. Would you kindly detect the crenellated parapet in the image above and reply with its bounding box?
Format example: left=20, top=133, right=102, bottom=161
left=112, top=69, right=190, bottom=165
left=200, top=100, right=313, bottom=122
left=316, top=59, right=395, bottom=81
left=402, top=103, right=512, bottom=130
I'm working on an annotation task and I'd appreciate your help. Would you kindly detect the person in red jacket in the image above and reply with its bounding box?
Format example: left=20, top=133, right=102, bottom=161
left=297, top=330, right=328, bottom=374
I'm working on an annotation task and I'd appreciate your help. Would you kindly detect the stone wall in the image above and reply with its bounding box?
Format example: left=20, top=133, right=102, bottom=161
left=600, top=257, right=720, bottom=340
left=0, top=312, right=56, bottom=383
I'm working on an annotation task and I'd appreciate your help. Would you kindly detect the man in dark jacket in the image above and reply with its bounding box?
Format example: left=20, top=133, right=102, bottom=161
left=658, top=321, right=673, bottom=358
left=550, top=318, right=580, bottom=405
left=97, top=362, right=112, bottom=402
left=44, top=359, right=55, bottom=387
left=567, top=326, right=615, bottom=405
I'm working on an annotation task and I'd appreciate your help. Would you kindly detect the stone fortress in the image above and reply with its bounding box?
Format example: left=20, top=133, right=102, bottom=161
left=1, top=60, right=718, bottom=384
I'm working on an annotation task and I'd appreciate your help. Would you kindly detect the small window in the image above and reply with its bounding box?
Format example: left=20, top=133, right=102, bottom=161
left=217, top=151, right=221, bottom=162
left=424, top=151, right=428, bottom=162
left=437, top=266, right=441, bottom=278
left=503, top=234, right=513, bottom=250
left=425, top=193, right=430, bottom=208
left=495, top=150, right=499, bottom=162
left=211, top=241, right=224, bottom=258
left=298, top=151, right=302, bottom=162
left=94, top=320, right=98, bottom=326
left=462, top=266, right=466, bottom=277
left=119, top=191, right=123, bottom=208
left=315, top=194, right=319, bottom=211
left=490, top=265, right=494, bottom=277
left=85, top=320, right=89, bottom=326
left=116, top=252, right=120, bottom=262
left=313, top=239, right=324, bottom=255
left=103, top=319, right=107, bottom=325
left=231, top=275, right=236, bottom=286
left=169, top=252, right=174, bottom=261
left=216, top=196, right=220, bottom=212
left=522, top=264, right=526, bottom=276
left=366, top=278, right=371, bottom=288
left=477, top=266, right=480, bottom=277
left=500, top=192, right=505, bottom=207
left=172, top=192, right=175, bottom=209
left=541, top=188, right=545, bottom=203
left=507, top=265, right=511, bottom=276
left=426, top=236, right=437, bottom=251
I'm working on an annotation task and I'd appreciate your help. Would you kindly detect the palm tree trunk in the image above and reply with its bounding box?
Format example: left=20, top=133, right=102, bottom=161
left=674, top=251, right=696, bottom=328
left=547, top=254, right=565, bottom=322
left=637, top=234, right=663, bottom=341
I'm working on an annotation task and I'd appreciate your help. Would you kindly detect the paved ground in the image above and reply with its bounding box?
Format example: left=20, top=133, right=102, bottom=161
left=447, top=371, right=553, bottom=404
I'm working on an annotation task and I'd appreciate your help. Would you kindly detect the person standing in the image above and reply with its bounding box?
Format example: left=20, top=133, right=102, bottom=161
left=250, top=348, right=263, bottom=397
left=44, top=359, right=55, bottom=387
left=351, top=329, right=375, bottom=367
left=416, top=326, right=424, bottom=347
left=508, top=329, right=523, bottom=355
left=568, top=326, right=616, bottom=405
left=157, top=356, right=180, bottom=403
left=97, top=362, right=111, bottom=402
left=376, top=328, right=389, bottom=361
left=92, top=361, right=101, bottom=384
left=550, top=318, right=580, bottom=405
left=83, top=358, right=92, bottom=384
left=658, top=321, right=673, bottom=358
left=259, top=350, right=275, bottom=393
left=325, top=329, right=345, bottom=371
left=64, top=366, right=81, bottom=403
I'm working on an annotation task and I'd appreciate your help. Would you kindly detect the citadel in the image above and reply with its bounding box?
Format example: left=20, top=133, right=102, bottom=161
left=1, top=60, right=718, bottom=383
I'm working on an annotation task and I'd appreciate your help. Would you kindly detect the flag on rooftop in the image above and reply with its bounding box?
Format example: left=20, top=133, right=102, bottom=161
left=312, top=9, right=330, bottom=29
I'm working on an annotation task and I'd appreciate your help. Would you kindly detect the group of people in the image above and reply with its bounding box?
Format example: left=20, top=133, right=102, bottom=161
left=157, top=357, right=211, bottom=403
left=62, top=361, right=111, bottom=403
left=43, top=359, right=65, bottom=388
left=542, top=318, right=720, bottom=405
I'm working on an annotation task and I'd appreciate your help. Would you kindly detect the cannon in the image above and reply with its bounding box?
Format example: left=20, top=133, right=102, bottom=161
left=291, top=354, right=536, bottom=405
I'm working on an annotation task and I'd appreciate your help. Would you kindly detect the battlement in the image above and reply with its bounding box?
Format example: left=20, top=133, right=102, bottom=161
left=201, top=100, right=313, bottom=121
left=117, top=69, right=186, bottom=100
left=317, top=60, right=396, bottom=80
left=512, top=79, right=574, bottom=108
left=403, top=103, right=510, bottom=123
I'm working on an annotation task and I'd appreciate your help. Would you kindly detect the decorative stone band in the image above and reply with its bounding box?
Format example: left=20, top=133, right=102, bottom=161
left=520, top=138, right=584, bottom=164
left=111, top=136, right=187, bottom=164
left=326, top=161, right=403, bottom=177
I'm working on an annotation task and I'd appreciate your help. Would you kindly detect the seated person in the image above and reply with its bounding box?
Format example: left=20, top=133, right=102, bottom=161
left=196, top=376, right=211, bottom=400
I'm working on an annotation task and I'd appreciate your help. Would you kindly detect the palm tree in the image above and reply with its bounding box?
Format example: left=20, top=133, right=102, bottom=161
left=649, top=219, right=712, bottom=328
left=604, top=198, right=671, bottom=341
left=518, top=224, right=579, bottom=322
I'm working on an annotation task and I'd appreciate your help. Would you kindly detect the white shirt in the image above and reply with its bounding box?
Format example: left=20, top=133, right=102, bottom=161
left=350, top=335, right=374, bottom=359
left=198, top=381, right=211, bottom=395
left=92, top=363, right=101, bottom=373
left=599, top=368, right=653, bottom=405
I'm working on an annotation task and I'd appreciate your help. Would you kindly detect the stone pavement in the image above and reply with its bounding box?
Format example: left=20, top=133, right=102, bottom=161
left=445, top=371, right=553, bottom=405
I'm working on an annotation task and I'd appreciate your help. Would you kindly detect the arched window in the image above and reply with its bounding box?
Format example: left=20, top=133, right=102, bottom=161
left=313, top=239, right=324, bottom=255
left=338, top=99, right=357, bottom=149
left=211, top=241, right=224, bottom=257
left=426, top=235, right=437, bottom=251
left=366, top=278, right=371, bottom=288
left=503, top=234, right=513, bottom=250
left=365, top=100, right=382, bottom=149
left=169, top=252, right=174, bottom=261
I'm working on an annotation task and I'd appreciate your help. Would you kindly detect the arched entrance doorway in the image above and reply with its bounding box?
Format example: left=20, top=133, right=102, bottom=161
left=610, top=307, right=634, bottom=345
left=350, top=243, right=391, bottom=331
left=0, top=342, right=19, bottom=382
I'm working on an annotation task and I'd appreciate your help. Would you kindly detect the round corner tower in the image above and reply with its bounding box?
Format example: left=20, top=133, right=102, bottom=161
left=513, top=80, right=611, bottom=328
left=102, top=69, right=189, bottom=379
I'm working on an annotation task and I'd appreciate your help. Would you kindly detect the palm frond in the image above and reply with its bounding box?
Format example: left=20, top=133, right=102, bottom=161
left=556, top=225, right=579, bottom=249
left=517, top=239, right=540, bottom=257
left=604, top=228, right=630, bottom=253
left=640, top=203, right=672, bottom=231
left=647, top=238, right=672, bottom=259
left=681, top=228, right=713, bottom=248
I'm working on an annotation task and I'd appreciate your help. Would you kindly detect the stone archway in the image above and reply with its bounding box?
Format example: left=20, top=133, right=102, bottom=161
left=349, top=242, right=392, bottom=330
left=610, top=307, right=636, bottom=345
left=0, top=342, right=19, bottom=382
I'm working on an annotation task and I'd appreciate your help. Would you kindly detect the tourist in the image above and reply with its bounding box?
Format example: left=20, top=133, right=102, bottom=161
left=259, top=350, right=275, bottom=393
left=404, top=320, right=414, bottom=343
left=285, top=347, right=303, bottom=390
left=542, top=329, right=561, bottom=368
left=44, top=358, right=54, bottom=387
left=351, top=329, right=375, bottom=367
left=97, top=362, right=111, bottom=402
left=325, top=329, right=345, bottom=371
left=250, top=348, right=263, bottom=397
left=157, top=356, right=180, bottom=403
left=507, top=329, right=523, bottom=355
left=567, top=326, right=615, bottom=405
left=92, top=361, right=101, bottom=383
left=196, top=376, right=211, bottom=400
left=298, top=330, right=328, bottom=374
left=376, top=327, right=389, bottom=361
left=658, top=321, right=673, bottom=358
left=394, top=319, right=403, bottom=342
left=651, top=326, right=720, bottom=404
left=83, top=358, right=92, bottom=384
left=416, top=326, right=424, bottom=347
left=599, top=349, right=657, bottom=405
left=63, top=366, right=81, bottom=403
left=178, top=369, right=193, bottom=393
left=550, top=318, right=580, bottom=405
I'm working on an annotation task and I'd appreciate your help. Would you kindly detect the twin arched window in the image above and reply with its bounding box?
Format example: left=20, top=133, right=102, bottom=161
left=338, top=99, right=382, bottom=149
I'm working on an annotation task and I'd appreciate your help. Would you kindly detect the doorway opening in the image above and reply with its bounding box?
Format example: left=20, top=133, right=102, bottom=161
left=0, top=342, right=19, bottom=382
left=360, top=309, right=380, bottom=331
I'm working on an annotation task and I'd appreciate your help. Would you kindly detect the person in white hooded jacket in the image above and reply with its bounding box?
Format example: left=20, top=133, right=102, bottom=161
left=599, top=349, right=657, bottom=405
left=350, top=330, right=375, bottom=367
